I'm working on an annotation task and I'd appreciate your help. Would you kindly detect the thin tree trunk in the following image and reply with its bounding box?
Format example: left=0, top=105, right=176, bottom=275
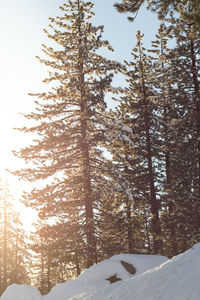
left=159, top=32, right=177, bottom=256
left=145, top=129, right=163, bottom=254
left=190, top=39, right=200, bottom=192
left=0, top=258, right=2, bottom=295
left=125, top=198, right=134, bottom=253
left=80, top=101, right=97, bottom=266
left=139, top=43, right=163, bottom=254
left=144, top=217, right=151, bottom=253
left=41, top=247, right=44, bottom=294
left=3, top=191, right=8, bottom=291
left=77, top=0, right=97, bottom=267
left=15, top=221, right=19, bottom=282
left=47, top=252, right=51, bottom=293
left=165, top=151, right=177, bottom=255
left=74, top=250, right=81, bottom=276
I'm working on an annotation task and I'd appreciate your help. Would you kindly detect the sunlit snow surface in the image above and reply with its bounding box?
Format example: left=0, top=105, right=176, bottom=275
left=0, top=285, right=42, bottom=300
left=1, top=244, right=200, bottom=300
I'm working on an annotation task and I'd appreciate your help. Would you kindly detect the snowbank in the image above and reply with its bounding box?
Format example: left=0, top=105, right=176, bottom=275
left=44, top=253, right=167, bottom=300
left=71, top=243, right=200, bottom=300
left=1, top=244, right=200, bottom=300
left=1, top=284, right=42, bottom=300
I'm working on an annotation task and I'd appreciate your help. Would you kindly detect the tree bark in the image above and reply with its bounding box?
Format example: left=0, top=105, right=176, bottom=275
left=139, top=43, right=163, bottom=254
left=74, top=250, right=81, bottom=276
left=77, top=0, right=97, bottom=266
left=3, top=191, right=8, bottom=291
left=190, top=39, right=200, bottom=193
left=125, top=197, right=134, bottom=253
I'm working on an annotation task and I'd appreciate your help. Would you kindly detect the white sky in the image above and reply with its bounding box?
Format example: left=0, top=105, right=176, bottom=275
left=0, top=0, right=160, bottom=231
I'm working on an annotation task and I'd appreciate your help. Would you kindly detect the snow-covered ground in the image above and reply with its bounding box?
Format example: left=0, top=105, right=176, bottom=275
left=1, top=244, right=200, bottom=300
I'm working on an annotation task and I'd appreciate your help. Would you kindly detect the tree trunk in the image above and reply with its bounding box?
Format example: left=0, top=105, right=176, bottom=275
left=74, top=250, right=81, bottom=276
left=139, top=44, right=163, bottom=254
left=3, top=192, right=8, bottom=291
left=80, top=105, right=97, bottom=267
left=40, top=247, right=44, bottom=294
left=190, top=39, right=200, bottom=193
left=47, top=252, right=51, bottom=293
left=77, top=0, right=97, bottom=267
left=165, top=151, right=177, bottom=256
left=125, top=197, right=134, bottom=253
left=15, top=225, right=19, bottom=282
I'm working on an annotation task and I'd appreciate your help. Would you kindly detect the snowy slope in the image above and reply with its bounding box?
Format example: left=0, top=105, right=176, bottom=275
left=43, top=254, right=167, bottom=300
left=1, top=244, right=200, bottom=300
left=70, top=243, right=200, bottom=300
left=0, top=284, right=42, bottom=300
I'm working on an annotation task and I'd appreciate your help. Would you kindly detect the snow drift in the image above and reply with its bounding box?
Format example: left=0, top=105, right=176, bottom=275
left=0, top=284, right=42, bottom=300
left=43, top=253, right=167, bottom=300
left=1, top=244, right=200, bottom=300
left=72, top=243, right=200, bottom=300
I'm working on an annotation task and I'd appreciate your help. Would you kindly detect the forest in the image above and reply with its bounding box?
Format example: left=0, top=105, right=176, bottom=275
left=0, top=0, right=200, bottom=296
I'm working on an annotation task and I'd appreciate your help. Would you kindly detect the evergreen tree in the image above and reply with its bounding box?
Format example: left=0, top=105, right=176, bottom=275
left=127, top=31, right=163, bottom=254
left=13, top=0, right=121, bottom=268
left=147, top=24, right=179, bottom=256
left=98, top=114, right=148, bottom=255
left=147, top=17, right=200, bottom=255
left=114, top=0, right=200, bottom=31
left=29, top=218, right=85, bottom=294
left=115, top=0, right=200, bottom=255
left=107, top=32, right=163, bottom=254
left=9, top=212, right=29, bottom=285
left=164, top=16, right=200, bottom=251
left=0, top=180, right=29, bottom=295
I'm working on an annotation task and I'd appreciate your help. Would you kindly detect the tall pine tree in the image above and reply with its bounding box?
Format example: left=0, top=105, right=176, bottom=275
left=109, top=31, right=163, bottom=254
left=13, top=0, right=121, bottom=268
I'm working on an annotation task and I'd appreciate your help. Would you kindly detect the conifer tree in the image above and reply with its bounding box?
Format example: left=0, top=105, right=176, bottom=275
left=164, top=16, right=200, bottom=251
left=98, top=113, right=148, bottom=255
left=114, top=0, right=200, bottom=31
left=9, top=212, right=29, bottom=285
left=13, top=0, right=121, bottom=268
left=108, top=32, right=163, bottom=254
left=0, top=180, right=29, bottom=295
left=115, top=0, right=200, bottom=254
left=128, top=31, right=163, bottom=254
left=148, top=16, right=200, bottom=255
left=148, top=24, right=179, bottom=256
left=29, top=218, right=85, bottom=294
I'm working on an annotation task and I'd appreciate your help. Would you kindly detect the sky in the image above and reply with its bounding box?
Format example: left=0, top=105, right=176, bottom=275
left=0, top=0, right=160, bottom=231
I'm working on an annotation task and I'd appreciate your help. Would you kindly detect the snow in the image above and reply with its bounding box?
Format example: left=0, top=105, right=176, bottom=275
left=1, top=244, right=200, bottom=300
left=72, top=244, right=200, bottom=300
left=0, top=284, right=42, bottom=300
left=44, top=253, right=167, bottom=300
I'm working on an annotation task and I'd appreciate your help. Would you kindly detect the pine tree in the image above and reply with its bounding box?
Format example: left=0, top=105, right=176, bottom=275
left=0, top=180, right=29, bottom=295
left=148, top=24, right=179, bottom=256
left=127, top=31, right=163, bottom=253
left=9, top=212, right=29, bottom=285
left=105, top=32, right=163, bottom=254
left=13, top=0, right=121, bottom=268
left=164, top=15, right=200, bottom=250
left=29, top=218, right=84, bottom=294
left=115, top=0, right=200, bottom=254
left=148, top=16, right=200, bottom=255
left=114, top=0, right=200, bottom=31
left=98, top=113, right=148, bottom=255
